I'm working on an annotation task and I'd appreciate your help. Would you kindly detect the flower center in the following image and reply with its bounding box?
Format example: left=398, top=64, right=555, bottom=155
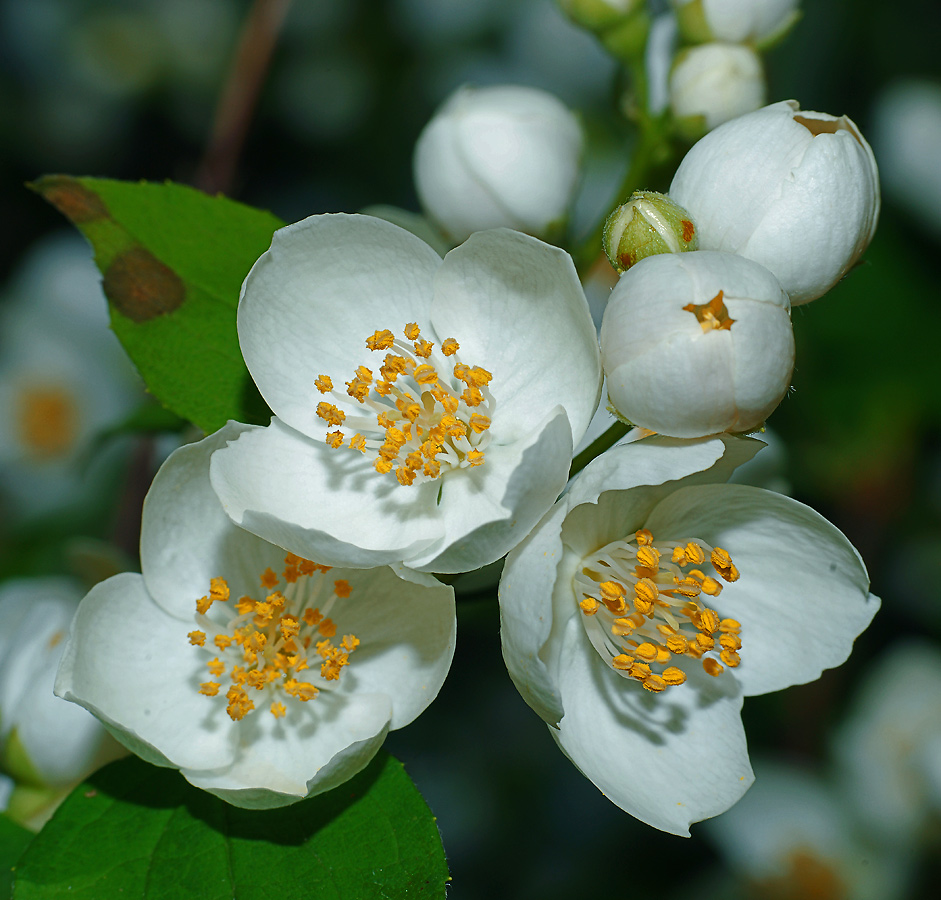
left=573, top=528, right=741, bottom=692
left=753, top=848, right=847, bottom=900
left=683, top=290, right=735, bottom=332
left=15, top=383, right=79, bottom=459
left=187, top=553, right=360, bottom=721
left=314, top=323, right=494, bottom=486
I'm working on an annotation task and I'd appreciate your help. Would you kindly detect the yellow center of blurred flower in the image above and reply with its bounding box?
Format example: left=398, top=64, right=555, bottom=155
left=15, top=383, right=79, bottom=459
left=188, top=553, right=360, bottom=721
left=574, top=528, right=741, bottom=692
left=683, top=290, right=735, bottom=333
left=752, top=848, right=847, bottom=900
left=315, top=323, right=493, bottom=487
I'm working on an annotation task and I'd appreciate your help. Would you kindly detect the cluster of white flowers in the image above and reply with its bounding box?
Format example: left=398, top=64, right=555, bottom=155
left=45, top=80, right=882, bottom=835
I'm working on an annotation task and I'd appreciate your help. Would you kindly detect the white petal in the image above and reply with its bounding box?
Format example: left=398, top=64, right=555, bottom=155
left=183, top=692, right=393, bottom=808
left=644, top=483, right=879, bottom=696
left=431, top=229, right=602, bottom=444
left=324, top=565, right=456, bottom=729
left=237, top=213, right=443, bottom=438
left=55, top=573, right=238, bottom=772
left=210, top=418, right=443, bottom=568
left=553, top=615, right=752, bottom=835
left=499, top=498, right=573, bottom=725
left=141, top=423, right=288, bottom=618
left=408, top=407, right=574, bottom=573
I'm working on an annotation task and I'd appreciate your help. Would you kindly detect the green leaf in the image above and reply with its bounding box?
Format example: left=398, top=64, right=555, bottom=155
left=1, top=814, right=33, bottom=898
left=12, top=754, right=448, bottom=900
left=30, top=176, right=285, bottom=433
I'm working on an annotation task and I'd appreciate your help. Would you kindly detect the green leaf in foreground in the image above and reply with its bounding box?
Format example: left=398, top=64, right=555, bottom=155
left=31, top=176, right=285, bottom=433
left=1, top=814, right=33, bottom=898
left=13, top=753, right=448, bottom=900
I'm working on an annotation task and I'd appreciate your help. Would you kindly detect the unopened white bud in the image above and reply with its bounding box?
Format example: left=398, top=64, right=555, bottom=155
left=603, top=191, right=698, bottom=273
left=600, top=251, right=794, bottom=438
left=670, top=100, right=880, bottom=304
left=413, top=85, right=583, bottom=243
left=671, top=0, right=800, bottom=47
left=670, top=43, right=766, bottom=133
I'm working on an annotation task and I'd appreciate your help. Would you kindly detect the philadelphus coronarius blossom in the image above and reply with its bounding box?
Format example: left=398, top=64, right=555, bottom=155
left=0, top=578, right=111, bottom=789
left=600, top=250, right=794, bottom=438
left=499, top=436, right=879, bottom=834
left=55, top=424, right=456, bottom=808
left=670, top=100, right=880, bottom=305
left=210, top=214, right=602, bottom=574
left=671, top=0, right=801, bottom=47
left=413, top=84, right=583, bottom=243
left=669, top=42, right=766, bottom=133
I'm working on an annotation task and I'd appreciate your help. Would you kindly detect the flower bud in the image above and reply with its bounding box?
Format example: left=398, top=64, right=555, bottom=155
left=670, top=43, right=766, bottom=134
left=600, top=251, right=794, bottom=438
left=603, top=191, right=698, bottom=273
left=559, top=0, right=644, bottom=31
left=0, top=578, right=110, bottom=788
left=413, top=84, right=583, bottom=243
left=670, top=100, right=880, bottom=304
left=671, top=0, right=800, bottom=48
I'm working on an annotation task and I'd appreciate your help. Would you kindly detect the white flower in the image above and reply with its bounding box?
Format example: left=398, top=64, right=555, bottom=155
left=833, top=640, right=941, bottom=846
left=671, top=0, right=801, bottom=46
left=871, top=79, right=941, bottom=239
left=499, top=435, right=879, bottom=834
left=0, top=233, right=143, bottom=518
left=670, top=42, right=766, bottom=132
left=670, top=100, right=880, bottom=305
left=0, top=577, right=110, bottom=788
left=413, top=84, right=584, bottom=243
left=599, top=251, right=794, bottom=438
left=210, top=214, right=602, bottom=574
left=55, top=423, right=456, bottom=809
left=705, top=761, right=913, bottom=900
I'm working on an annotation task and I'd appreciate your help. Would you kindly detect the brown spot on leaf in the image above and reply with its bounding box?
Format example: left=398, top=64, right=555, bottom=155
left=34, top=176, right=110, bottom=223
left=681, top=219, right=695, bottom=243
left=104, top=246, right=185, bottom=322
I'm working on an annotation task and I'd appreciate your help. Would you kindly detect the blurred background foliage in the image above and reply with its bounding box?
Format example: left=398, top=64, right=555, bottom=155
left=1, top=0, right=940, bottom=897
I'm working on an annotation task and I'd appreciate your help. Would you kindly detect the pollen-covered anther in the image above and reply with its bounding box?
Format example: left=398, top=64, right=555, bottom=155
left=711, top=547, right=740, bottom=582
left=580, top=597, right=600, bottom=616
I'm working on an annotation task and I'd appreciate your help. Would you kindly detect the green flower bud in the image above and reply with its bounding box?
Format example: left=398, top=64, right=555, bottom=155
left=602, top=191, right=698, bottom=273
left=558, top=1, right=650, bottom=63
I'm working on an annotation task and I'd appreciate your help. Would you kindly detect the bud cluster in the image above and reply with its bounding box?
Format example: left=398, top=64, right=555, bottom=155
left=599, top=99, right=879, bottom=438
left=666, top=0, right=801, bottom=135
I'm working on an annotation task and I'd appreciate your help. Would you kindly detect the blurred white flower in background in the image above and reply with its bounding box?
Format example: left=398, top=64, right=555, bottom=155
left=833, top=640, right=941, bottom=847
left=0, top=233, right=143, bottom=520
left=670, top=42, right=766, bottom=132
left=705, top=760, right=914, bottom=900
left=671, top=0, right=800, bottom=46
left=871, top=79, right=941, bottom=239
left=0, top=577, right=118, bottom=825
